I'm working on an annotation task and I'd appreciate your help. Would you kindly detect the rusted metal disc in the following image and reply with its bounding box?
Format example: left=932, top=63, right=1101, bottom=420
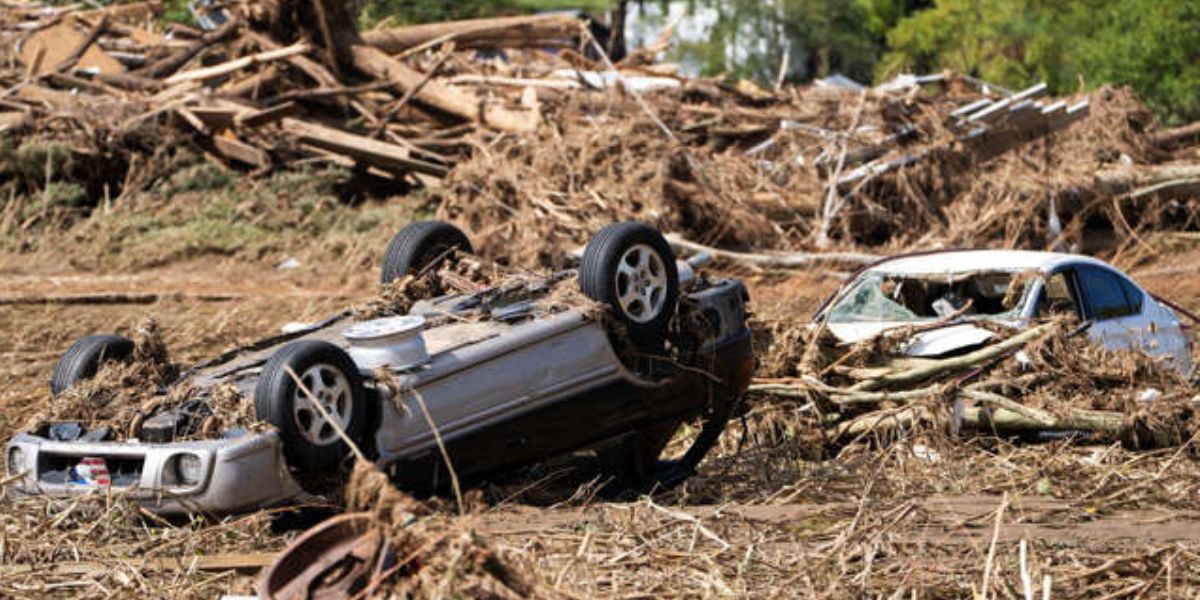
left=259, top=512, right=392, bottom=600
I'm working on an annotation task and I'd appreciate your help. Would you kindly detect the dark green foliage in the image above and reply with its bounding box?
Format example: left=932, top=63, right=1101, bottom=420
left=882, top=0, right=1200, bottom=122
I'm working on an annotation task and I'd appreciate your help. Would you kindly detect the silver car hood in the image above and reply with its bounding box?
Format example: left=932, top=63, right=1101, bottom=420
left=826, top=322, right=998, bottom=357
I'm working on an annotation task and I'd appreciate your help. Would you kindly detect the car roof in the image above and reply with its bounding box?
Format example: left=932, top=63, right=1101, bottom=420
left=862, top=249, right=1112, bottom=276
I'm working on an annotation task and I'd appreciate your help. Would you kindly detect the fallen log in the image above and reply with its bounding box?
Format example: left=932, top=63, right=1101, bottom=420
left=664, top=233, right=880, bottom=269
left=1151, top=122, right=1200, bottom=150
left=848, top=324, right=1054, bottom=393
left=362, top=14, right=581, bottom=55
left=349, top=44, right=539, bottom=133
left=1094, top=164, right=1200, bottom=197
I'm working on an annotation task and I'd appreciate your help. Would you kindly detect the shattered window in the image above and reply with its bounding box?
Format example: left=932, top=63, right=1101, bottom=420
left=1036, top=272, right=1080, bottom=317
left=827, top=271, right=1027, bottom=323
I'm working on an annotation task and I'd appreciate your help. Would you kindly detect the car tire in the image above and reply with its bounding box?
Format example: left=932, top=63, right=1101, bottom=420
left=380, top=220, right=473, bottom=284
left=579, top=222, right=679, bottom=348
left=254, top=340, right=369, bottom=476
left=50, top=334, right=135, bottom=396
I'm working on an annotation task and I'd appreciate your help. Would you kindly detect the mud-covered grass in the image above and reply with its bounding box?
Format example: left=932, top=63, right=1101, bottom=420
left=0, top=162, right=433, bottom=270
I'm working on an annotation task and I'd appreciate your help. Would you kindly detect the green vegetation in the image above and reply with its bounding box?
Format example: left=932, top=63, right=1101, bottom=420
left=881, top=0, right=1200, bottom=123
left=355, top=0, right=1195, bottom=121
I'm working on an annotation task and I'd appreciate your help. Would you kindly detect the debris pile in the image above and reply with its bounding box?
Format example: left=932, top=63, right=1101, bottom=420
left=260, top=461, right=544, bottom=599
left=3, top=0, right=1198, bottom=266
left=751, top=317, right=1198, bottom=449
left=0, top=0, right=583, bottom=200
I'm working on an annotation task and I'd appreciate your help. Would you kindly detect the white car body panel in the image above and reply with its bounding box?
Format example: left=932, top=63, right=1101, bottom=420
left=819, top=250, right=1192, bottom=372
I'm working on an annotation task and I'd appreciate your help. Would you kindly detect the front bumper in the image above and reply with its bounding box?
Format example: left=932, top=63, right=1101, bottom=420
left=5, top=430, right=304, bottom=514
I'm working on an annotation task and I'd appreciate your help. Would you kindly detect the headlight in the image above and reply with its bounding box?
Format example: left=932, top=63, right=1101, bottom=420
left=167, top=454, right=203, bottom=487
left=7, top=447, right=24, bottom=476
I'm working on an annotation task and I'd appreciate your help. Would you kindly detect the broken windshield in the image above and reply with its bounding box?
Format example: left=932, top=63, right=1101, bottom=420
left=827, top=271, right=1029, bottom=323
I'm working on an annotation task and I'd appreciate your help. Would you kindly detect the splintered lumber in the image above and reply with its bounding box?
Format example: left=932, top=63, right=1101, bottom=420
left=362, top=14, right=582, bottom=54
left=280, top=117, right=450, bottom=177
left=349, top=44, right=539, bottom=133
left=164, top=42, right=310, bottom=85
left=212, top=133, right=270, bottom=167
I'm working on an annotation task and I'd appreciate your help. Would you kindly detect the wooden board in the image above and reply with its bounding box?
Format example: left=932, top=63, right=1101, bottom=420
left=18, top=20, right=125, bottom=75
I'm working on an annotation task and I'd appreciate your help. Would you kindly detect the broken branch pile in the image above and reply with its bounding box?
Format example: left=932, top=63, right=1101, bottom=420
left=0, top=0, right=580, bottom=197
left=3, top=1, right=1197, bottom=267
left=752, top=319, right=1198, bottom=449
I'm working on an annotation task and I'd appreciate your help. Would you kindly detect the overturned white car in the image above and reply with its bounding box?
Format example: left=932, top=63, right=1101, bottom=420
left=813, top=250, right=1193, bottom=371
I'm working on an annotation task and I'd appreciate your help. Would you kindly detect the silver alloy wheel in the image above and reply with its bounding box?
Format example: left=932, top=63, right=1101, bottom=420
left=292, top=363, right=352, bottom=446
left=615, top=243, right=668, bottom=324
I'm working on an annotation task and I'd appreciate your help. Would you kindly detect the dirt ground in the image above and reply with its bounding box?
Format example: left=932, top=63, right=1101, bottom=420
left=3, top=240, right=1200, bottom=598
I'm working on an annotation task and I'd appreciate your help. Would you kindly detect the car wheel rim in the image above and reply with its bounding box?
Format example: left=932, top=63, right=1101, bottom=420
left=292, top=364, right=352, bottom=446
left=615, top=243, right=668, bottom=324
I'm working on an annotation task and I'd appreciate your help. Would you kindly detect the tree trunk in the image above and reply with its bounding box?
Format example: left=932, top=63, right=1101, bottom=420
left=362, top=15, right=581, bottom=55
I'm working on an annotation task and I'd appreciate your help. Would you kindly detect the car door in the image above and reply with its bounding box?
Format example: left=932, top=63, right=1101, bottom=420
left=1073, top=264, right=1150, bottom=353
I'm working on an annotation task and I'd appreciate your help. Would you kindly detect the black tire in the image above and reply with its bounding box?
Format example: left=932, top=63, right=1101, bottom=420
left=579, top=222, right=679, bottom=347
left=254, top=340, right=369, bottom=475
left=50, top=335, right=135, bottom=396
left=380, top=220, right=473, bottom=284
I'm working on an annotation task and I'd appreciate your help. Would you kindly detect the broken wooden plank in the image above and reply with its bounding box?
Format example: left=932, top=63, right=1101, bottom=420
left=212, top=134, right=270, bottom=168
left=0, top=551, right=276, bottom=576
left=189, top=106, right=239, bottom=130
left=234, top=101, right=301, bottom=127
left=19, top=20, right=125, bottom=76
left=281, top=117, right=450, bottom=177
left=163, top=42, right=310, bottom=85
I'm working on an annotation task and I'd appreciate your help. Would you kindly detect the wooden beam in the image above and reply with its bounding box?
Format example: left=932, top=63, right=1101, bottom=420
left=212, top=134, right=270, bottom=167
left=235, top=101, right=301, bottom=127
left=281, top=117, right=449, bottom=177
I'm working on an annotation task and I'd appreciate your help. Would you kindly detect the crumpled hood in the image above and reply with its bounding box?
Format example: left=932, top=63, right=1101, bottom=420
left=826, top=322, right=999, bottom=357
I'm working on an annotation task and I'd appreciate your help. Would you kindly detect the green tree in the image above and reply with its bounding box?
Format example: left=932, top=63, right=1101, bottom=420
left=881, top=0, right=1200, bottom=123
